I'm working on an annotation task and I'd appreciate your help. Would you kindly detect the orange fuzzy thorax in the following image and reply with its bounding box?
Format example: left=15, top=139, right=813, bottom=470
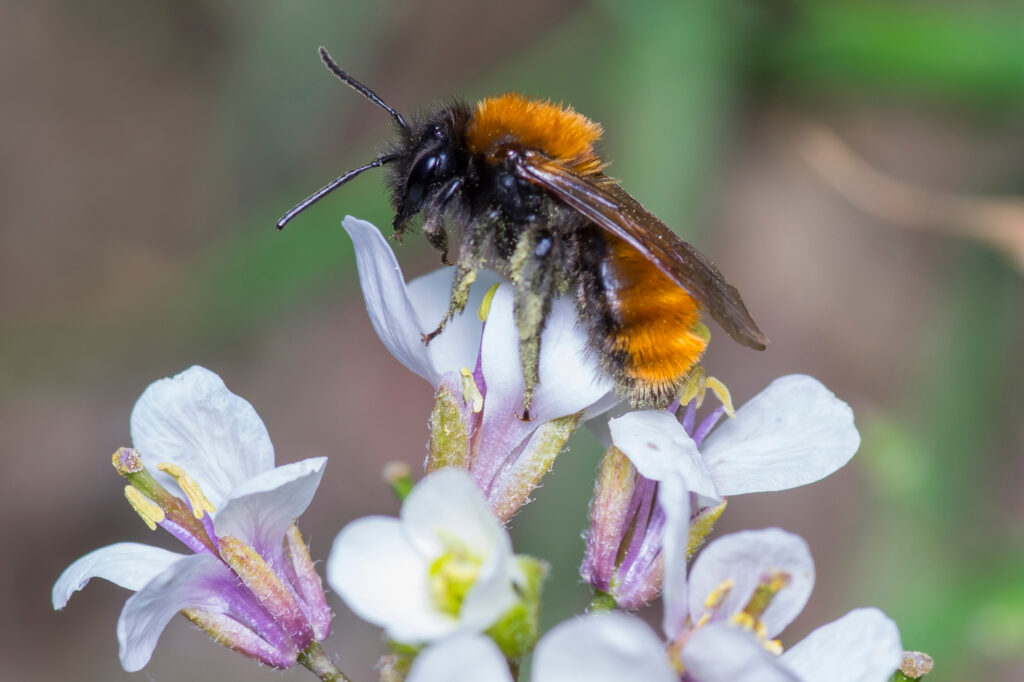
left=606, top=238, right=708, bottom=389
left=466, top=93, right=605, bottom=176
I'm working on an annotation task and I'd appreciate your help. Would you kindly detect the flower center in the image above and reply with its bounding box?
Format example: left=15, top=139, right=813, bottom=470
left=727, top=571, right=791, bottom=655
left=112, top=447, right=218, bottom=554
left=427, top=535, right=484, bottom=617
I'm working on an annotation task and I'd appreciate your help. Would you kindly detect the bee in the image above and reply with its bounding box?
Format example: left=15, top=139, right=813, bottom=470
left=278, top=48, right=767, bottom=417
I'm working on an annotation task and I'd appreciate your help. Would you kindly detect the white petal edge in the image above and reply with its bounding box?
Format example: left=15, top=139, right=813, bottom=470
left=327, top=516, right=455, bottom=643
left=781, top=608, right=903, bottom=682
left=700, top=375, right=859, bottom=496
left=52, top=542, right=187, bottom=609
left=117, top=552, right=236, bottom=671
left=401, top=470, right=516, bottom=632
left=682, top=623, right=800, bottom=682
left=658, top=473, right=691, bottom=641
left=688, top=528, right=814, bottom=638
left=609, top=410, right=720, bottom=505
left=129, top=365, right=274, bottom=510
left=343, top=216, right=440, bottom=383
left=213, top=457, right=327, bottom=555
left=407, top=634, right=514, bottom=682
left=533, top=613, right=676, bottom=682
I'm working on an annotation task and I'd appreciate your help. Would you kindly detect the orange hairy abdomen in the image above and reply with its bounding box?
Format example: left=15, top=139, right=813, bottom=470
left=606, top=238, right=707, bottom=389
left=466, top=94, right=605, bottom=176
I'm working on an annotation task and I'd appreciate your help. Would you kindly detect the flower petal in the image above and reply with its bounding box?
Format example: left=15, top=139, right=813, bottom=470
left=682, top=623, right=800, bottom=682
left=327, top=516, right=453, bottom=643
left=402, top=470, right=516, bottom=632
left=52, top=542, right=187, bottom=609
left=533, top=613, right=676, bottom=682
left=700, top=375, right=859, bottom=496
left=343, top=216, right=440, bottom=383
left=407, top=634, right=514, bottom=682
left=130, top=365, right=274, bottom=509
left=479, top=285, right=611, bottom=425
left=688, top=528, right=814, bottom=638
left=117, top=552, right=242, bottom=671
left=609, top=410, right=720, bottom=505
left=658, top=472, right=691, bottom=641
left=407, top=266, right=502, bottom=378
left=781, top=608, right=902, bottom=682
left=214, top=457, right=326, bottom=557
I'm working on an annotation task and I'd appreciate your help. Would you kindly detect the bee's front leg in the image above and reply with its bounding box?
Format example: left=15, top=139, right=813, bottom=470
left=422, top=261, right=478, bottom=344
left=510, top=229, right=560, bottom=420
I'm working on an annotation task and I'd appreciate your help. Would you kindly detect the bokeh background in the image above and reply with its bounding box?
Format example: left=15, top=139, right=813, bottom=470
left=3, top=1, right=1022, bottom=680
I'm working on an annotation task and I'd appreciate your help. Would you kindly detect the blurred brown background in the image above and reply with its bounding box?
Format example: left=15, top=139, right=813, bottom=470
left=2, top=1, right=1022, bottom=680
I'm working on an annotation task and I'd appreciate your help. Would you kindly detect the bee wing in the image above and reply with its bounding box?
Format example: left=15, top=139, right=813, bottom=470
left=516, top=155, right=768, bottom=350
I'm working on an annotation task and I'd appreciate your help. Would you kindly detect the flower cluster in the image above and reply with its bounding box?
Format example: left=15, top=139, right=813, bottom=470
left=53, top=216, right=925, bottom=682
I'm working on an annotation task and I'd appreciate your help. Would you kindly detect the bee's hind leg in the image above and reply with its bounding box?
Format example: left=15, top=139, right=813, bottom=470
left=510, top=230, right=562, bottom=420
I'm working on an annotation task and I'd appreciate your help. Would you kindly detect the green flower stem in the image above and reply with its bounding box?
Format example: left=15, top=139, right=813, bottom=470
left=587, top=590, right=617, bottom=614
left=298, top=642, right=352, bottom=682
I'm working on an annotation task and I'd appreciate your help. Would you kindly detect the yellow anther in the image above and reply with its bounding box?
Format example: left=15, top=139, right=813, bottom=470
left=694, top=612, right=712, bottom=629
left=692, top=321, right=711, bottom=343
left=729, top=611, right=758, bottom=631
left=704, top=376, right=736, bottom=418
left=459, top=368, right=484, bottom=413
left=157, top=462, right=216, bottom=519
left=679, top=366, right=706, bottom=407
left=478, top=283, right=501, bottom=322
left=704, top=578, right=735, bottom=609
left=765, top=639, right=783, bottom=656
left=124, top=486, right=164, bottom=530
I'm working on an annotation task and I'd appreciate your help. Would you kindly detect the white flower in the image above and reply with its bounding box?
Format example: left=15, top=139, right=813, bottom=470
left=327, top=469, right=518, bottom=644
left=52, top=366, right=330, bottom=671
left=344, top=215, right=615, bottom=520
left=544, top=527, right=901, bottom=682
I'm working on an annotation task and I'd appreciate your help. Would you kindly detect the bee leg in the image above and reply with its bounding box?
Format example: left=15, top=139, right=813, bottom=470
left=422, top=262, right=478, bottom=344
left=511, top=231, right=559, bottom=421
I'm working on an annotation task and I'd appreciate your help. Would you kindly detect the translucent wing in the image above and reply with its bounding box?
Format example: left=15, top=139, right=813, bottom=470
left=515, top=154, right=768, bottom=350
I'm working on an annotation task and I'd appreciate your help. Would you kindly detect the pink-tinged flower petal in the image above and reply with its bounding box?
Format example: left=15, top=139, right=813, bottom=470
left=533, top=613, right=675, bottom=682
left=688, top=528, right=814, bottom=639
left=327, top=516, right=453, bottom=643
left=407, top=634, right=514, bottom=682
left=343, top=216, right=440, bottom=383
left=129, top=366, right=274, bottom=509
left=479, top=285, right=611, bottom=425
left=682, top=623, right=800, bottom=682
left=658, top=473, right=691, bottom=641
left=700, top=375, right=859, bottom=496
left=402, top=470, right=516, bottom=632
left=214, top=457, right=327, bottom=558
left=52, top=543, right=186, bottom=609
left=117, top=553, right=264, bottom=672
left=781, top=608, right=902, bottom=682
left=407, top=265, right=502, bottom=378
left=609, top=410, right=720, bottom=504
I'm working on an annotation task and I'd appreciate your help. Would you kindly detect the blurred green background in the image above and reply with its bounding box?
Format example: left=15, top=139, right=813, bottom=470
left=3, top=1, right=1022, bottom=680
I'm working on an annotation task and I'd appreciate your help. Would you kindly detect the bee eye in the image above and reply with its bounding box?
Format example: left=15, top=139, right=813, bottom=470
left=405, top=154, right=438, bottom=209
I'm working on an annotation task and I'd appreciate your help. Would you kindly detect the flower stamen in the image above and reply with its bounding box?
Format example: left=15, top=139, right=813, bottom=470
left=123, top=486, right=165, bottom=530
left=459, top=367, right=484, bottom=413
left=477, top=282, right=501, bottom=322
left=158, top=461, right=217, bottom=519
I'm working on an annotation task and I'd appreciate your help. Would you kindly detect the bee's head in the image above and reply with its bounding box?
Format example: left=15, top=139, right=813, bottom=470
left=387, top=106, right=467, bottom=236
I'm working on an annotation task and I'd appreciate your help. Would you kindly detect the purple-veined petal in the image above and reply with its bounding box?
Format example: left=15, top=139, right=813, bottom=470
left=533, top=613, right=676, bottom=682
left=52, top=542, right=187, bottom=609
left=327, top=516, right=453, bottom=643
left=402, top=470, right=516, bottom=631
left=682, top=623, right=800, bottom=682
left=407, top=634, right=514, bottom=682
left=658, top=473, right=691, bottom=641
left=407, top=266, right=502, bottom=378
left=343, top=216, right=440, bottom=383
left=214, top=457, right=326, bottom=558
left=688, top=528, right=814, bottom=638
left=117, top=552, right=250, bottom=671
left=609, top=410, right=720, bottom=505
left=700, top=375, right=859, bottom=496
left=129, top=366, right=274, bottom=509
left=781, top=608, right=902, bottom=682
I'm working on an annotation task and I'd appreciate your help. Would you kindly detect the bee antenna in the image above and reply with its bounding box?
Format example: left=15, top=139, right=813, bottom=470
left=276, top=154, right=398, bottom=230
left=318, top=46, right=408, bottom=130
